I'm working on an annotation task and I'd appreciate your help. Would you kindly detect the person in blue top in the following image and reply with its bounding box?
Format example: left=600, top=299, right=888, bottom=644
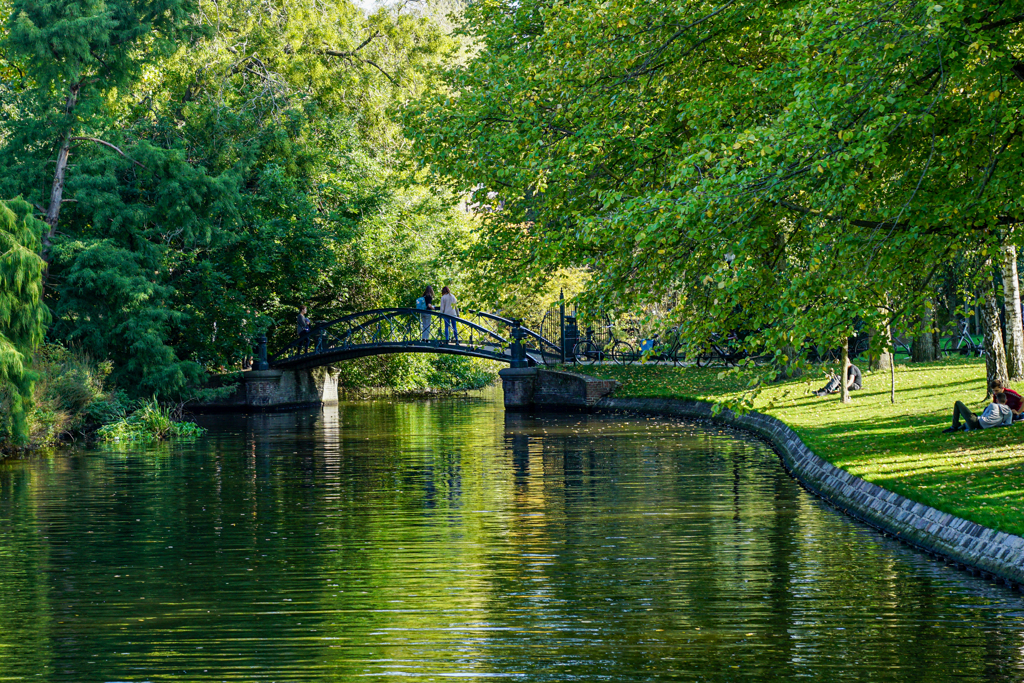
left=418, top=286, right=435, bottom=341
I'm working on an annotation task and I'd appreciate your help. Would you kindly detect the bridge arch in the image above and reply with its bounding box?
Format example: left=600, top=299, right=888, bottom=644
left=268, top=308, right=562, bottom=370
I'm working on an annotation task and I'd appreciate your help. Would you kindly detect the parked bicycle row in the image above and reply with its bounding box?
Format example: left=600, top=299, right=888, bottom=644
left=566, top=318, right=987, bottom=367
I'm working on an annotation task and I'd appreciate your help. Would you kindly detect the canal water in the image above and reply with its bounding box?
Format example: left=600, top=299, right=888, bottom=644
left=1, top=390, right=1022, bottom=682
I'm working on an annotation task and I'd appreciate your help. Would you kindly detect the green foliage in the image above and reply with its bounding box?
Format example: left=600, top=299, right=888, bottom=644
left=6, top=0, right=199, bottom=90
left=408, top=0, right=1024, bottom=382
left=29, top=343, right=124, bottom=443
left=424, top=355, right=496, bottom=393
left=96, top=399, right=205, bottom=442
left=84, top=391, right=133, bottom=426
left=51, top=239, right=203, bottom=397
left=0, top=197, right=48, bottom=445
left=0, top=0, right=477, bottom=397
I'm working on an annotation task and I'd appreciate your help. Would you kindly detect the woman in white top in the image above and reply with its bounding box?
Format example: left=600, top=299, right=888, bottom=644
left=439, top=286, right=459, bottom=344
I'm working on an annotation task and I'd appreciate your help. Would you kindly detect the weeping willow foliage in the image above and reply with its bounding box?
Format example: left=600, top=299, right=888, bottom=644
left=0, top=197, right=49, bottom=445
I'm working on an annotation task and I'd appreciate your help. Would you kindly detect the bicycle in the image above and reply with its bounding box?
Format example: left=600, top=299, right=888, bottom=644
left=695, top=332, right=746, bottom=367
left=572, top=327, right=602, bottom=364
left=572, top=324, right=636, bottom=365
left=640, top=327, right=685, bottom=365
left=941, top=319, right=984, bottom=356
left=607, top=337, right=636, bottom=365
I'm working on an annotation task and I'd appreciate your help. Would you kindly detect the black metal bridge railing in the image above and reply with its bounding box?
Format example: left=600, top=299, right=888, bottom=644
left=264, top=308, right=563, bottom=370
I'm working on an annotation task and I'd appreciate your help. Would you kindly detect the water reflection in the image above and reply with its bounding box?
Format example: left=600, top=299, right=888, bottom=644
left=0, top=393, right=1022, bottom=682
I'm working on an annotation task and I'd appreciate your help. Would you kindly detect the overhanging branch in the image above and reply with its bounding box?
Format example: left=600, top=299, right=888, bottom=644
left=70, top=137, right=147, bottom=169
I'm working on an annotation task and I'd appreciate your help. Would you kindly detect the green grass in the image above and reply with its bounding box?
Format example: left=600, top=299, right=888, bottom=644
left=581, top=357, right=1024, bottom=536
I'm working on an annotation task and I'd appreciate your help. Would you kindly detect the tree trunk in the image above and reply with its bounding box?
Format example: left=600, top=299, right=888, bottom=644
left=983, top=283, right=1009, bottom=397
left=1001, top=243, right=1024, bottom=379
left=773, top=229, right=801, bottom=380
left=43, top=136, right=71, bottom=253
left=840, top=344, right=851, bottom=404
left=890, top=349, right=896, bottom=404
left=870, top=316, right=893, bottom=371
left=911, top=298, right=937, bottom=362
left=41, top=85, right=79, bottom=265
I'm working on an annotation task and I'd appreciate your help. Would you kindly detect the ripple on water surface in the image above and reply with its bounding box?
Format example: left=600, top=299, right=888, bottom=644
left=1, top=392, right=1023, bottom=682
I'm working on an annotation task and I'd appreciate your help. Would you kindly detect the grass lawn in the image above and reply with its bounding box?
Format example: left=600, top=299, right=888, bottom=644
left=581, top=356, right=1024, bottom=537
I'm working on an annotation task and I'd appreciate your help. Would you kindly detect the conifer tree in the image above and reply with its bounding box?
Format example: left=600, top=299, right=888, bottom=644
left=0, top=198, right=48, bottom=445
left=4, top=0, right=199, bottom=260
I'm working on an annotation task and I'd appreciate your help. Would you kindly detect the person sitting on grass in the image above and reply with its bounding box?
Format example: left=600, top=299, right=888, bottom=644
left=943, top=391, right=1017, bottom=433
left=990, top=379, right=1024, bottom=421
left=814, top=363, right=862, bottom=397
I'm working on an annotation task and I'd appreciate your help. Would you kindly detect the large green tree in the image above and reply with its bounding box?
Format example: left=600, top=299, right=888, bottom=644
left=409, top=0, right=1024, bottom=383
left=0, top=0, right=476, bottom=396
left=4, top=0, right=201, bottom=260
left=0, top=198, right=48, bottom=444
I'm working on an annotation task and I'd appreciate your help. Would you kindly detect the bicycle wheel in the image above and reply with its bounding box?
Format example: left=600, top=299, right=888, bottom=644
left=695, top=348, right=713, bottom=368
left=669, top=342, right=686, bottom=366
left=573, top=340, right=600, bottom=364
left=610, top=340, right=635, bottom=365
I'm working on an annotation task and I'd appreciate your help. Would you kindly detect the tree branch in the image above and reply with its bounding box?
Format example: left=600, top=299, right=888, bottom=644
left=980, top=13, right=1024, bottom=31
left=70, top=137, right=147, bottom=169
left=358, top=57, right=398, bottom=86
left=321, top=32, right=398, bottom=86
left=323, top=31, right=382, bottom=59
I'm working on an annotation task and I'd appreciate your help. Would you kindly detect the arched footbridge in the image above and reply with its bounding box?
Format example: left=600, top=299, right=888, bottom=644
left=262, top=308, right=565, bottom=370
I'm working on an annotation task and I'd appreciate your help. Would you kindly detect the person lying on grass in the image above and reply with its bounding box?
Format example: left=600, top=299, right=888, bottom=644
left=813, top=363, right=862, bottom=397
left=943, top=391, right=1019, bottom=433
left=990, top=379, right=1024, bottom=421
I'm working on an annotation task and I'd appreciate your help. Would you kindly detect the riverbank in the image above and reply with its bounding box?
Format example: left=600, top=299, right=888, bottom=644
left=1, top=345, right=204, bottom=456
left=582, top=357, right=1024, bottom=538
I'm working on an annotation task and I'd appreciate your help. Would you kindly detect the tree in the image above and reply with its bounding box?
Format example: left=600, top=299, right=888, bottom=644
left=1000, top=243, right=1024, bottom=379
left=4, top=0, right=201, bottom=262
left=0, top=0, right=474, bottom=396
left=983, top=278, right=1009, bottom=395
left=408, top=0, right=1024, bottom=388
left=0, top=198, right=48, bottom=444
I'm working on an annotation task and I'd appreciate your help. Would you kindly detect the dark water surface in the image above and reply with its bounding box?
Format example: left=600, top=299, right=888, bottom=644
left=2, top=390, right=1023, bottom=682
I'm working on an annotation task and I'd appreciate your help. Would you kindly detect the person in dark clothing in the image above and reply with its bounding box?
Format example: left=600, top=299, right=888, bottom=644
left=297, top=305, right=311, bottom=352
left=814, top=364, right=862, bottom=397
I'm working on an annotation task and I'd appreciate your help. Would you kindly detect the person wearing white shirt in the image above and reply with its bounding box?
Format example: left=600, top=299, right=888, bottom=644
left=439, top=286, right=459, bottom=344
left=944, top=391, right=1016, bottom=432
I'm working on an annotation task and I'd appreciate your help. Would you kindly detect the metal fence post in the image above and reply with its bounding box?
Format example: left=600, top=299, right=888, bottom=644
left=511, top=321, right=528, bottom=368
left=559, top=289, right=566, bottom=364
left=256, top=334, right=270, bottom=370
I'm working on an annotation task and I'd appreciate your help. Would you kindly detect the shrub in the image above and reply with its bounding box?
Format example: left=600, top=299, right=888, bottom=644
left=28, top=344, right=114, bottom=442
left=425, top=355, right=497, bottom=392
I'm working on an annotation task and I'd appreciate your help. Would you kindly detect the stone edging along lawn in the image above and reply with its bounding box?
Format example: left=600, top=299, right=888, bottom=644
left=590, top=395, right=1024, bottom=592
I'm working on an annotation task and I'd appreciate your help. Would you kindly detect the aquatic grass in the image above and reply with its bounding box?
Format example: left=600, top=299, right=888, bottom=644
left=583, top=357, right=1024, bottom=536
left=97, top=399, right=206, bottom=442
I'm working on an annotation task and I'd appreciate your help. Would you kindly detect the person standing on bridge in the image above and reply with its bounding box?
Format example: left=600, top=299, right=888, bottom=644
left=297, top=305, right=311, bottom=353
left=418, top=286, right=435, bottom=341
left=439, top=286, right=459, bottom=344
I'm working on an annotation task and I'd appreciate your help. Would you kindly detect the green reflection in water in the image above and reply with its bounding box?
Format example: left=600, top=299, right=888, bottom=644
left=1, top=389, right=1023, bottom=682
